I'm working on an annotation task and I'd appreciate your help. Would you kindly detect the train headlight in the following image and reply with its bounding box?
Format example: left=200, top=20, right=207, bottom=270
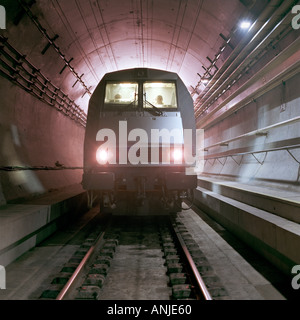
left=96, top=148, right=109, bottom=164
left=172, top=148, right=183, bottom=163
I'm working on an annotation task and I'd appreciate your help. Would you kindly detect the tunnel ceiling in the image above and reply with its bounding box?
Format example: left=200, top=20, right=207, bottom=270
left=3, top=0, right=269, bottom=113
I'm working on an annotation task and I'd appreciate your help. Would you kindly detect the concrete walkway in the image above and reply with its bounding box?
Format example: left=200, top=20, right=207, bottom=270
left=177, top=208, right=287, bottom=300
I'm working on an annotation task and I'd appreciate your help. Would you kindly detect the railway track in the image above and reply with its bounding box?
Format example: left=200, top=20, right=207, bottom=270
left=40, top=214, right=223, bottom=300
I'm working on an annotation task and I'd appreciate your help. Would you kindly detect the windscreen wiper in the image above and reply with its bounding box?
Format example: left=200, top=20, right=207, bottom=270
left=117, top=97, right=138, bottom=114
left=143, top=99, right=163, bottom=116
left=125, top=99, right=138, bottom=108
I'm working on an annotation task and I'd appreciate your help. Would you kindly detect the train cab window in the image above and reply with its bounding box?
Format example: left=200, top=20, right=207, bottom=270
left=104, top=82, right=138, bottom=108
left=143, top=82, right=177, bottom=109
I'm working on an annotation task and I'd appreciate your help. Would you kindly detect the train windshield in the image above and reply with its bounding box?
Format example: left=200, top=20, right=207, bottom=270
left=104, top=82, right=138, bottom=108
left=143, top=82, right=177, bottom=109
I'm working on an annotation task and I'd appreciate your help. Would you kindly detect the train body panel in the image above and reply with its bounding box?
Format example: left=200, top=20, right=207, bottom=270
left=82, top=68, right=197, bottom=215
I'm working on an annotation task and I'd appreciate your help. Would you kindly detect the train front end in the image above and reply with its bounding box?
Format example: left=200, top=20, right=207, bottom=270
left=82, top=68, right=198, bottom=215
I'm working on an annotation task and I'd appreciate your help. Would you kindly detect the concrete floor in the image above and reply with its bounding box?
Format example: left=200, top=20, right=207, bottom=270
left=98, top=245, right=171, bottom=300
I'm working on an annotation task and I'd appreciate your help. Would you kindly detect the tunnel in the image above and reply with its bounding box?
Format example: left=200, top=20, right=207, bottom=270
left=0, top=0, right=300, bottom=299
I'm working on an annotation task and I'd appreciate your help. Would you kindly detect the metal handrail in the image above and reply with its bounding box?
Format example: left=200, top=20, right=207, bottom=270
left=203, top=116, right=300, bottom=151
left=204, top=144, right=300, bottom=165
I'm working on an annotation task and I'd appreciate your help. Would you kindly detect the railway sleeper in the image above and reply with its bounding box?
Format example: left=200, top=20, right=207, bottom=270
left=61, top=262, right=80, bottom=273
left=68, top=256, right=84, bottom=264
left=76, top=285, right=101, bottom=300
left=94, top=255, right=112, bottom=267
left=89, top=263, right=109, bottom=276
left=81, top=240, right=95, bottom=249
left=84, top=273, right=106, bottom=287
left=74, top=248, right=89, bottom=257
left=166, top=262, right=183, bottom=273
left=99, top=248, right=115, bottom=258
left=201, top=275, right=221, bottom=285
left=165, top=254, right=180, bottom=264
left=40, top=284, right=63, bottom=299
left=185, top=242, right=200, bottom=251
left=192, top=256, right=209, bottom=264
left=104, top=238, right=119, bottom=245
left=169, top=273, right=187, bottom=285
left=161, top=237, right=174, bottom=244
left=188, top=248, right=205, bottom=258
left=102, top=240, right=118, bottom=251
left=164, top=248, right=177, bottom=256
left=160, top=233, right=173, bottom=240
left=162, top=242, right=175, bottom=250
left=207, top=286, right=229, bottom=299
left=194, top=262, right=213, bottom=274
left=180, top=233, right=193, bottom=241
left=177, top=227, right=188, bottom=233
left=200, top=275, right=228, bottom=299
left=51, top=272, right=72, bottom=285
left=103, top=232, right=120, bottom=241
left=172, top=284, right=192, bottom=299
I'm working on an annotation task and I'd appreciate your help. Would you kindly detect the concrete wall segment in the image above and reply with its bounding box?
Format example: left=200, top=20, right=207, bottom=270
left=0, top=77, right=85, bottom=204
left=194, top=187, right=300, bottom=274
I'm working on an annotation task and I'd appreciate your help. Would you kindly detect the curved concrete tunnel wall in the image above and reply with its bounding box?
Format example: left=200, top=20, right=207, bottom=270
left=0, top=77, right=85, bottom=205
left=0, top=0, right=299, bottom=276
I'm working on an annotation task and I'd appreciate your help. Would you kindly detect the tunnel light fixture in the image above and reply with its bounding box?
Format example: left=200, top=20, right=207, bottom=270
left=240, top=20, right=252, bottom=30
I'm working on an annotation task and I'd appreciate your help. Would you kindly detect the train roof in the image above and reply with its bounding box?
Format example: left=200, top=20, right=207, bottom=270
left=100, top=68, right=180, bottom=82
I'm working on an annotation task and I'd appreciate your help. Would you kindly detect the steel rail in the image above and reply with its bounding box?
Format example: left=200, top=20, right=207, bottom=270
left=56, top=227, right=107, bottom=300
left=172, top=225, right=212, bottom=300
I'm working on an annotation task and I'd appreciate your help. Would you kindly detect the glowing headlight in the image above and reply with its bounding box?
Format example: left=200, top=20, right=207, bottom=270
left=96, top=148, right=109, bottom=164
left=172, top=148, right=183, bottom=163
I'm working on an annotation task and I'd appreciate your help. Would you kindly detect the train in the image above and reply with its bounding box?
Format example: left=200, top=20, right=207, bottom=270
left=82, top=68, right=197, bottom=215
